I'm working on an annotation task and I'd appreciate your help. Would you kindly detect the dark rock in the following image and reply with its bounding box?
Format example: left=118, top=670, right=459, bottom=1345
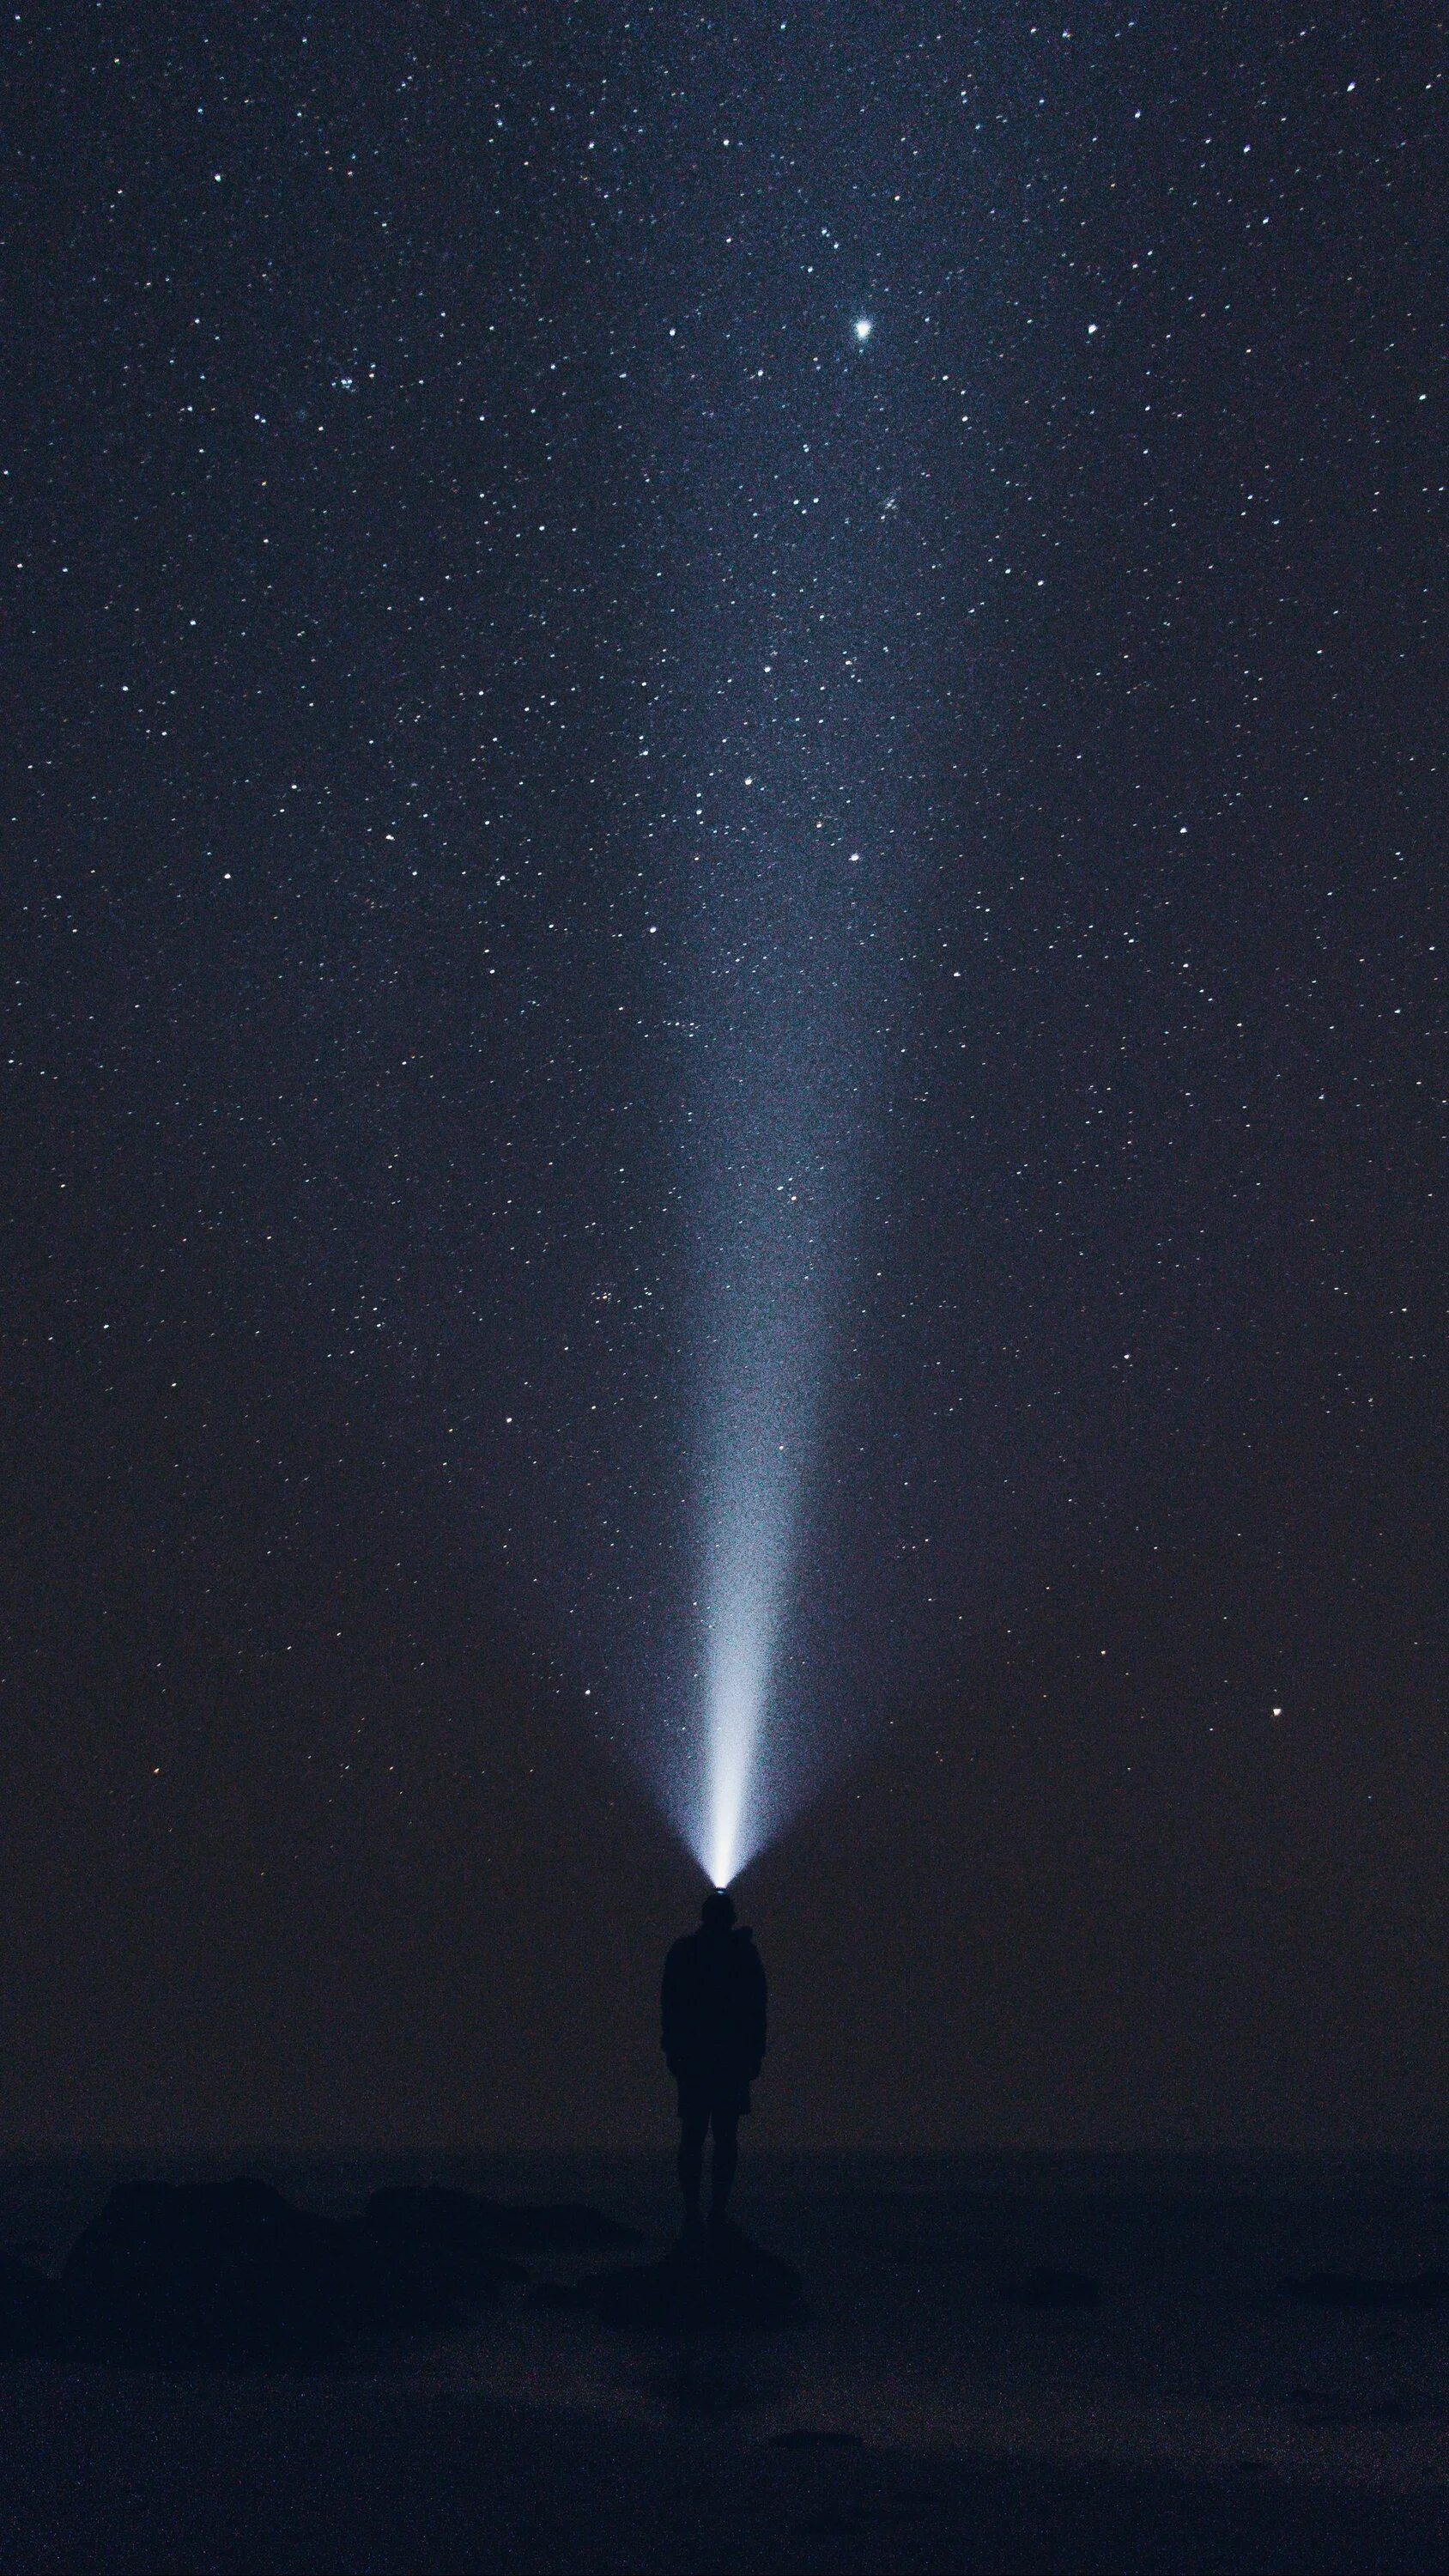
left=0, top=2248, right=62, bottom=2355
left=335, top=2216, right=504, bottom=2323
left=1288, top=2388, right=1420, bottom=2426
left=579, top=2221, right=805, bottom=2331
left=62, top=2177, right=461, bottom=2365
left=362, top=2184, right=640, bottom=2261
left=804, top=2502, right=930, bottom=2536
left=1278, top=2269, right=1449, bottom=2312
left=355, top=2188, right=530, bottom=2301
left=997, top=2267, right=1102, bottom=2310
left=492, top=2200, right=642, bottom=2254
left=525, top=2277, right=599, bottom=2312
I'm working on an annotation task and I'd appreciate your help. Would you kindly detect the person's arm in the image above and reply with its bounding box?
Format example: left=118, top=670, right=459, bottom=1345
left=747, top=1950, right=767, bottom=2071
left=661, top=1945, right=682, bottom=2069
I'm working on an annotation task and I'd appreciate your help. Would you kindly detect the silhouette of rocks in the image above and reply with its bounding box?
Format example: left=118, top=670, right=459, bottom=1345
left=525, top=2276, right=599, bottom=2312
left=997, top=2266, right=1102, bottom=2310
left=62, top=2178, right=462, bottom=2365
left=1288, top=2387, right=1421, bottom=2425
left=361, top=2184, right=640, bottom=2266
left=0, top=2249, right=61, bottom=2355
left=579, top=2221, right=805, bottom=2330
left=1278, top=2268, right=1449, bottom=2312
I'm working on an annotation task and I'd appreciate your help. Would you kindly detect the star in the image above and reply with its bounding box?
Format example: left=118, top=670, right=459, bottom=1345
left=853, top=316, right=873, bottom=343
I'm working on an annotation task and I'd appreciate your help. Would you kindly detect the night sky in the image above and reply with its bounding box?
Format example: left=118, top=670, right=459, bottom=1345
left=3, top=5, right=1446, bottom=2154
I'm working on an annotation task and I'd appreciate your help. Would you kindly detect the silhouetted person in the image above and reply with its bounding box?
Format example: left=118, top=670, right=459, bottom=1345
left=661, top=1889, right=767, bottom=2233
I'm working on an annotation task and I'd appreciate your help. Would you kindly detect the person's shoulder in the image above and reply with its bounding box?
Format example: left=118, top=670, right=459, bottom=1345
left=665, top=1929, right=699, bottom=1965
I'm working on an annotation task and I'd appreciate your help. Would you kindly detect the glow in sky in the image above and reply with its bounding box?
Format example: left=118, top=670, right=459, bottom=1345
left=690, top=1133, right=834, bottom=1886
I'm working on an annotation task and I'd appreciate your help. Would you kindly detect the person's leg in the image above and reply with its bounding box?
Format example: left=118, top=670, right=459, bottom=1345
left=678, top=2109, right=706, bottom=2221
left=709, top=2110, right=739, bottom=2218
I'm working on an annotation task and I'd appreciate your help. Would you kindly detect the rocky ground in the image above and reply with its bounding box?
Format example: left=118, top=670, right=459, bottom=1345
left=2, top=2153, right=1447, bottom=2571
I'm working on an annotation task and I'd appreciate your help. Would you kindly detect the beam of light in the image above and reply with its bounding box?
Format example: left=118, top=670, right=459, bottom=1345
left=611, top=226, right=912, bottom=1890
left=698, top=1520, right=779, bottom=1888
left=694, top=1267, right=807, bottom=1886
left=682, top=941, right=853, bottom=1886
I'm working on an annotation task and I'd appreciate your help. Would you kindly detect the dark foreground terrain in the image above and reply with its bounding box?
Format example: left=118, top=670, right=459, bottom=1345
left=3, top=2153, right=1449, bottom=2573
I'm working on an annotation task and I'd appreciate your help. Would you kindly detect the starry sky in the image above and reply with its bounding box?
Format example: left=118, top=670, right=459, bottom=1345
left=3, top=3, right=1446, bottom=2153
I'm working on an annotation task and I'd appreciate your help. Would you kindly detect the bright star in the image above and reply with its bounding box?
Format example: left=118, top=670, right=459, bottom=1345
left=853, top=316, right=873, bottom=343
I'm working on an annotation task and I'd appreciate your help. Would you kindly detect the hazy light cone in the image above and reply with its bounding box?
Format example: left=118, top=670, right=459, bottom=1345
left=690, top=1142, right=827, bottom=1886
left=700, top=1482, right=789, bottom=1886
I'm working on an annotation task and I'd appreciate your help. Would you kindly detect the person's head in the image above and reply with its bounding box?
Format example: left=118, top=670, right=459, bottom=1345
left=700, top=1888, right=737, bottom=1937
